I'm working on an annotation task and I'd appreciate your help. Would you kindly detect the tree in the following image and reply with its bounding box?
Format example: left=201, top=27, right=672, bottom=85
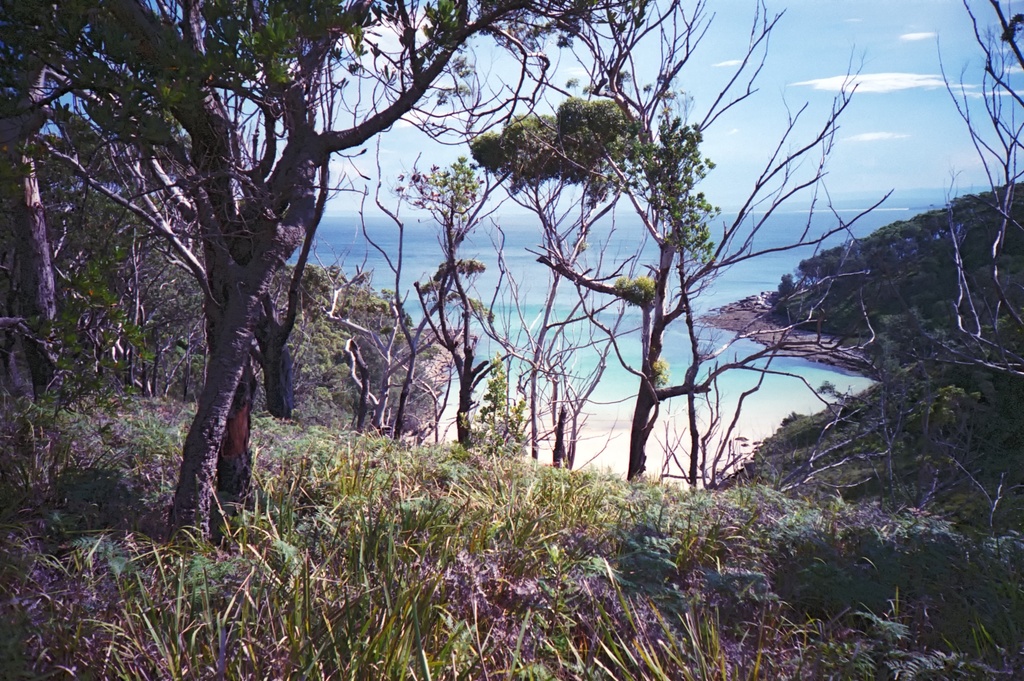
left=769, top=185, right=1024, bottom=526
left=797, top=0, right=1024, bottom=524
left=1, top=85, right=186, bottom=408
left=542, top=0, right=873, bottom=483
left=475, top=354, right=527, bottom=455
left=325, top=262, right=436, bottom=437
left=411, top=158, right=496, bottom=447
left=942, top=1, right=1024, bottom=375
left=7, top=0, right=574, bottom=537
left=0, top=62, right=57, bottom=399
left=365, top=171, right=446, bottom=441
left=472, top=97, right=626, bottom=465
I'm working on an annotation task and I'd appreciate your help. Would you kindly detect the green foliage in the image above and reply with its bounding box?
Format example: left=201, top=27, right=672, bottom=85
left=781, top=190, right=1024, bottom=338
left=471, top=114, right=560, bottom=189
left=3, top=0, right=374, bottom=150
left=1002, top=13, right=1024, bottom=43
left=422, top=258, right=488, bottom=289
left=614, top=275, right=657, bottom=307
left=475, top=355, right=527, bottom=455
left=285, top=266, right=440, bottom=429
left=651, top=358, right=670, bottom=388
left=767, top=188, right=1024, bottom=529
left=1, top=117, right=206, bottom=407
left=408, top=157, right=481, bottom=234
left=555, top=97, right=628, bottom=176
left=625, top=112, right=718, bottom=261
left=470, top=97, right=628, bottom=204
left=2, top=403, right=1020, bottom=678
left=51, top=244, right=148, bottom=407
left=776, top=272, right=796, bottom=298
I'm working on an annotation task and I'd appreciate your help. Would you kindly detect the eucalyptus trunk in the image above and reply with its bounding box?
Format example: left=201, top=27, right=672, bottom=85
left=2, top=66, right=56, bottom=399
left=627, top=382, right=658, bottom=479
left=456, top=355, right=475, bottom=447
left=255, top=308, right=295, bottom=419
left=626, top=243, right=675, bottom=481
left=552, top=406, right=567, bottom=468
left=10, top=153, right=56, bottom=398
left=392, top=349, right=417, bottom=438
left=169, top=289, right=261, bottom=535
left=262, top=340, right=294, bottom=418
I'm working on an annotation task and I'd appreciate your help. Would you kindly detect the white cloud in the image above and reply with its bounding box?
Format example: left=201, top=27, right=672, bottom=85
left=791, top=72, right=947, bottom=93
left=845, top=132, right=911, bottom=142
left=712, top=59, right=743, bottom=68
left=397, top=108, right=443, bottom=130
left=900, top=32, right=936, bottom=42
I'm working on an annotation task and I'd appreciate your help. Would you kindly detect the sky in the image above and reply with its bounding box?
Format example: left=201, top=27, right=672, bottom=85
left=327, top=0, right=1008, bottom=215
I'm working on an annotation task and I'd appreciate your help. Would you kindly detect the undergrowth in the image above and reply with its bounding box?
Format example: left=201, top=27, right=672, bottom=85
left=1, top=399, right=1021, bottom=678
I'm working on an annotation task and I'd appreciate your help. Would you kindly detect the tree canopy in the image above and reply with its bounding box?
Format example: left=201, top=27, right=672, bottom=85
left=471, top=96, right=628, bottom=203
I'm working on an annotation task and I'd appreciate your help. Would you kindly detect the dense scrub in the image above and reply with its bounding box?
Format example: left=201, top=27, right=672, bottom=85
left=1, top=400, right=1021, bottom=679
left=764, top=190, right=1024, bottom=529
left=778, top=190, right=1024, bottom=340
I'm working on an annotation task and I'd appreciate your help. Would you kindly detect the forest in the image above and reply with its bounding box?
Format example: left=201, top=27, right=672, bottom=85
left=760, top=189, right=1024, bottom=529
left=2, top=0, right=1024, bottom=678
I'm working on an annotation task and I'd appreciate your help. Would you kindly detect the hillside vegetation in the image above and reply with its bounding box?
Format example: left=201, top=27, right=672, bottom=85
left=5, top=2, right=1024, bottom=677
left=760, top=190, right=1024, bottom=529
left=2, top=400, right=1022, bottom=679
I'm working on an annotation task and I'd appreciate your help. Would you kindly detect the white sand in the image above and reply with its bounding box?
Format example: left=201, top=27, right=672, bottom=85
left=428, top=360, right=871, bottom=484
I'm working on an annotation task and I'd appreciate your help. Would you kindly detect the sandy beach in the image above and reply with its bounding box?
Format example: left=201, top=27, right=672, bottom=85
left=559, top=292, right=874, bottom=478
left=432, top=290, right=874, bottom=482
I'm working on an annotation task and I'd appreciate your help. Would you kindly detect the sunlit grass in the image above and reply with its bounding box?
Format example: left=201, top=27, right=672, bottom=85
left=1, top=400, right=1020, bottom=678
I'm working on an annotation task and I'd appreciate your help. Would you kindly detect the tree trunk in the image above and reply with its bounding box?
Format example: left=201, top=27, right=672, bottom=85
left=456, top=362, right=475, bottom=447
left=0, top=332, right=30, bottom=397
left=2, top=67, right=57, bottom=399
left=218, top=359, right=256, bottom=503
left=458, top=376, right=473, bottom=446
left=566, top=412, right=578, bottom=470
left=627, top=382, right=658, bottom=480
left=254, top=188, right=319, bottom=421
left=347, top=338, right=371, bottom=432
left=552, top=405, right=566, bottom=468
left=256, top=313, right=294, bottom=419
left=529, top=367, right=541, bottom=460
left=13, top=159, right=56, bottom=398
left=169, top=289, right=259, bottom=537
left=628, top=312, right=665, bottom=479
left=686, top=389, right=700, bottom=486
left=684, top=300, right=702, bottom=486
left=392, top=348, right=418, bottom=438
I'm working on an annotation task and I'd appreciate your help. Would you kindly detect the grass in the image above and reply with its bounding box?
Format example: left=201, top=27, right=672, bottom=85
left=1, top=398, right=1022, bottom=678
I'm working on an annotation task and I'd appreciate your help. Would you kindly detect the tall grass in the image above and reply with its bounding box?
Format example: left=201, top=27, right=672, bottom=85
left=1, top=401, right=1020, bottom=678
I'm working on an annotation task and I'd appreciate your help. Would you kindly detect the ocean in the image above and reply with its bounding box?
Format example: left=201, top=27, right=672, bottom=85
left=313, top=202, right=930, bottom=476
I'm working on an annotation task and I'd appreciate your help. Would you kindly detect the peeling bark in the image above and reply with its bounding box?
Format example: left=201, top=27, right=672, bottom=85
left=1, top=66, right=56, bottom=399
left=217, top=362, right=256, bottom=502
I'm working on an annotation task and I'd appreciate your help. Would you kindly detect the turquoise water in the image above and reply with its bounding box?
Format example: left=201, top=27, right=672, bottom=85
left=314, top=205, right=919, bottom=471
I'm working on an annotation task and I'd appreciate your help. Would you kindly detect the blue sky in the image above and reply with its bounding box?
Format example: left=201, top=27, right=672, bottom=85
left=329, top=0, right=1002, bottom=214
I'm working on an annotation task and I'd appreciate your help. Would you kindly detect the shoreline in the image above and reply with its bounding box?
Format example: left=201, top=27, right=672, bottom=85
left=703, top=291, right=873, bottom=375
left=432, top=291, right=875, bottom=480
